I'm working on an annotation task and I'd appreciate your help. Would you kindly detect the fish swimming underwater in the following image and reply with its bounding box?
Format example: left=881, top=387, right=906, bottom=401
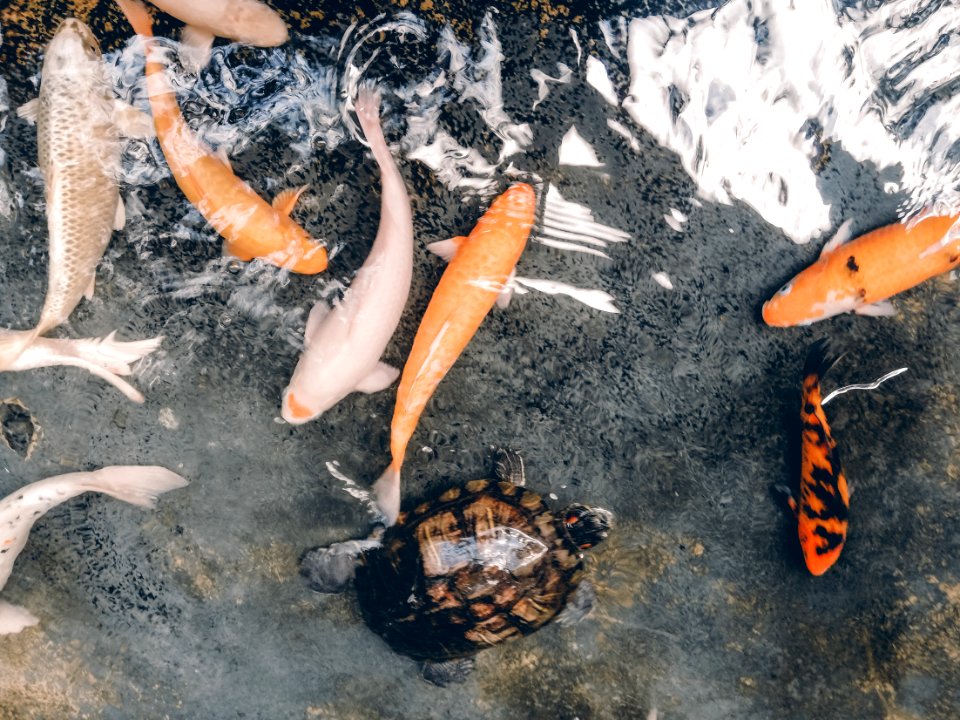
left=0, top=465, right=188, bottom=634
left=282, top=89, right=412, bottom=424
left=374, top=183, right=536, bottom=524
left=117, top=0, right=327, bottom=274
left=144, top=0, right=288, bottom=72
left=763, top=214, right=960, bottom=326
left=1, top=18, right=162, bottom=400
left=787, top=340, right=850, bottom=576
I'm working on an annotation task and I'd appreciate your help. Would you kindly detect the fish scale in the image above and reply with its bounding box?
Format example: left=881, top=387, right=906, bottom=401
left=35, top=69, right=122, bottom=333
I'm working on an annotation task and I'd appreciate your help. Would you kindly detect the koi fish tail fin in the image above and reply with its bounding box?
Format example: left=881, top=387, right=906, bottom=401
left=7, top=332, right=163, bottom=403
left=803, top=338, right=843, bottom=382
left=116, top=0, right=155, bottom=38
left=0, top=601, right=40, bottom=635
left=373, top=464, right=401, bottom=527
left=0, top=329, right=40, bottom=370
left=78, top=465, right=189, bottom=509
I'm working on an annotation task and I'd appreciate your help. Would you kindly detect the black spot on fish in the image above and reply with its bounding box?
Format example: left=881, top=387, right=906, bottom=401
left=846, top=256, right=859, bottom=272
left=803, top=403, right=816, bottom=415
left=803, top=419, right=829, bottom=445
left=813, top=525, right=845, bottom=552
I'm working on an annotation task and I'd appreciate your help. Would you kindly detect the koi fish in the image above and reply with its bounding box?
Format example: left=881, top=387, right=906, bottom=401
left=117, top=0, right=327, bottom=274
left=0, top=465, right=188, bottom=634
left=763, top=214, right=960, bottom=326
left=144, top=0, right=288, bottom=72
left=787, top=340, right=849, bottom=576
left=374, top=183, right=537, bottom=523
left=1, top=18, right=162, bottom=401
left=282, top=89, right=412, bottom=424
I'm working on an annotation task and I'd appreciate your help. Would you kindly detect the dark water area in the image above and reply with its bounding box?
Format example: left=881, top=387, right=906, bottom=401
left=1, top=1, right=959, bottom=718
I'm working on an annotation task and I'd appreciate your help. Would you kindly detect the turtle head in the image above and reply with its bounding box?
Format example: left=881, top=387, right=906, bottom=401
left=562, top=504, right=613, bottom=550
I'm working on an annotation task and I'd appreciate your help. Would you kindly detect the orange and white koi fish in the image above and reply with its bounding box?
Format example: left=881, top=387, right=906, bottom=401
left=145, top=0, right=288, bottom=72
left=0, top=465, right=187, bottom=634
left=763, top=214, right=960, bottom=326
left=374, top=183, right=536, bottom=523
left=117, top=0, right=327, bottom=274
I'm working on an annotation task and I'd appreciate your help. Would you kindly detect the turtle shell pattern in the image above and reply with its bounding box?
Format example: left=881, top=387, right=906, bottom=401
left=354, top=479, right=585, bottom=661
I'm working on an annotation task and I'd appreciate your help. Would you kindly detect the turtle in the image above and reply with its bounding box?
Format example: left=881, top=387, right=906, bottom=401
left=300, top=448, right=613, bottom=686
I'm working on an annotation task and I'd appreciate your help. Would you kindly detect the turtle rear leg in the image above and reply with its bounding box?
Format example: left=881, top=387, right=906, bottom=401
left=300, top=538, right=379, bottom=593
left=421, top=657, right=475, bottom=686
left=493, top=447, right=525, bottom=486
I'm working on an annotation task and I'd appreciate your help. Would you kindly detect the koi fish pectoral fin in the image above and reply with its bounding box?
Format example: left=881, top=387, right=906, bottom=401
left=820, top=218, right=855, bottom=257
left=16, top=98, right=39, bottom=124
left=113, top=197, right=126, bottom=231
left=853, top=299, right=897, bottom=317
left=110, top=99, right=155, bottom=139
left=773, top=484, right=799, bottom=518
left=354, top=362, right=400, bottom=394
left=179, top=25, right=216, bottom=75
left=272, top=185, right=310, bottom=217
left=0, top=601, right=40, bottom=635
left=426, top=236, right=469, bottom=263
left=495, top=269, right=517, bottom=309
left=84, top=274, right=96, bottom=301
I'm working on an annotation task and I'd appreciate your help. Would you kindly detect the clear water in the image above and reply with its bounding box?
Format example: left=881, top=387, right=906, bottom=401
left=1, top=1, right=959, bottom=718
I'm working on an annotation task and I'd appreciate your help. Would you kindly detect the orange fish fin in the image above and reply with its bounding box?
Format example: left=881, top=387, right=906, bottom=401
left=116, top=0, right=155, bottom=38
left=354, top=362, right=399, bottom=394
left=853, top=299, right=896, bottom=317
left=272, top=185, right=309, bottom=216
left=16, top=98, right=39, bottom=123
left=426, top=236, right=468, bottom=263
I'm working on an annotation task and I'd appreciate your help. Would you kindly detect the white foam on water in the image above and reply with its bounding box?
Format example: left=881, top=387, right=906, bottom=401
left=513, top=276, right=620, bottom=314
left=664, top=208, right=687, bottom=232
left=530, top=64, right=573, bottom=109
left=559, top=126, right=605, bottom=168
left=622, top=0, right=960, bottom=243
left=586, top=56, right=618, bottom=107
left=652, top=272, right=674, bottom=290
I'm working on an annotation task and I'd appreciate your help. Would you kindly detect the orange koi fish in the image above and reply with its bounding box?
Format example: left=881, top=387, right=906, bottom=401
left=763, top=214, right=960, bottom=326
left=787, top=340, right=850, bottom=576
left=116, top=0, right=327, bottom=274
left=374, top=183, right=537, bottom=523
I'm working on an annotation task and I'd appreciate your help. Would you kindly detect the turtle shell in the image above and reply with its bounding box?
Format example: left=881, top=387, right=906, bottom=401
left=354, top=479, right=585, bottom=661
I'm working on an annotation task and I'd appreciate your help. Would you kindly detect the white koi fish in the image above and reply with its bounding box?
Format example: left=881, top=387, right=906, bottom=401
left=0, top=465, right=188, bottom=634
left=2, top=18, right=161, bottom=401
left=281, top=89, right=413, bottom=424
left=145, top=0, right=288, bottom=71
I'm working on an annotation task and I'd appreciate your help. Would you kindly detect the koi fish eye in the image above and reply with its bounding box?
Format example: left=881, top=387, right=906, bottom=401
left=777, top=282, right=793, bottom=297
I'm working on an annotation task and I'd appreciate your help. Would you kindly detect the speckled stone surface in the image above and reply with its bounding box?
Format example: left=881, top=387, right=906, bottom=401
left=0, top=1, right=958, bottom=719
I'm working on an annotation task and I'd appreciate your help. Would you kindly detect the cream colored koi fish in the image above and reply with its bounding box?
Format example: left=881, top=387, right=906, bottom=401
left=117, top=0, right=328, bottom=274
left=0, top=18, right=162, bottom=401
left=145, top=0, right=288, bottom=72
left=281, top=89, right=413, bottom=424
left=0, top=466, right=188, bottom=634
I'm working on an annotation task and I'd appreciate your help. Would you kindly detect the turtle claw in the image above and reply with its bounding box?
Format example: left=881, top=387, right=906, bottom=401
left=493, top=447, right=526, bottom=486
left=299, top=539, right=379, bottom=593
left=421, top=657, right=475, bottom=686
left=556, top=581, right=597, bottom=625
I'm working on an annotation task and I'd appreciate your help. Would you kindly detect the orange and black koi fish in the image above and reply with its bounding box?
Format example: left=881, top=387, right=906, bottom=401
left=788, top=339, right=850, bottom=576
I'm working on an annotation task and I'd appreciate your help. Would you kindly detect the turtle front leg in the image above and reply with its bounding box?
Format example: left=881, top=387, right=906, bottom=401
left=556, top=581, right=597, bottom=625
left=300, top=538, right=380, bottom=593
left=421, top=657, right=475, bottom=686
left=493, top=447, right=525, bottom=486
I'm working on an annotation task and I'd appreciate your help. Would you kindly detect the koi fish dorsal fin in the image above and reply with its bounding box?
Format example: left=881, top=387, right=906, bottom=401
left=820, top=219, right=855, bottom=258
left=272, top=185, right=309, bottom=217
left=426, top=236, right=468, bottom=263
